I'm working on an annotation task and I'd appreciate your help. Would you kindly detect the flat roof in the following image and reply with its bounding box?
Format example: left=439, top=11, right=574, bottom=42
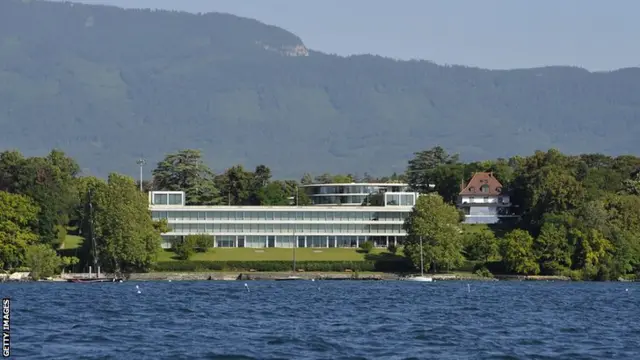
left=300, top=183, right=408, bottom=187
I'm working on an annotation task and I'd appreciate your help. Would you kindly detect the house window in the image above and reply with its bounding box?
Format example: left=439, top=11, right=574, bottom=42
left=483, top=197, right=489, bottom=203
left=480, top=184, right=489, bottom=193
left=469, top=197, right=475, bottom=203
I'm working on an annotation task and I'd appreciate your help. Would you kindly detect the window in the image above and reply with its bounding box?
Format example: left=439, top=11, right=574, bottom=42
left=153, top=194, right=167, bottom=205
left=483, top=197, right=489, bottom=203
left=168, top=194, right=182, bottom=205
left=480, top=184, right=489, bottom=193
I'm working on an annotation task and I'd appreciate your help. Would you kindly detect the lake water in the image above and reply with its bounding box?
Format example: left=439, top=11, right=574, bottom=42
left=2, top=280, right=639, bottom=359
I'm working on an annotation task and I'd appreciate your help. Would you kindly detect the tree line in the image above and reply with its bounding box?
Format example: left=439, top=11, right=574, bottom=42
left=403, top=146, right=640, bottom=281
left=0, top=148, right=355, bottom=278
left=2, top=146, right=640, bottom=280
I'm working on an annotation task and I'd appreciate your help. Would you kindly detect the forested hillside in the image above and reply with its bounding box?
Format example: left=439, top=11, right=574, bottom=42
left=1, top=0, right=639, bottom=177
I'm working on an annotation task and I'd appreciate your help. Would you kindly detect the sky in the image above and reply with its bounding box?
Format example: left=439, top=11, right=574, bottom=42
left=52, top=0, right=638, bottom=71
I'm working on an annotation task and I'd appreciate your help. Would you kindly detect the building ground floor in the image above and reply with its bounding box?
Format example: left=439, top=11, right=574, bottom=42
left=160, top=234, right=404, bottom=249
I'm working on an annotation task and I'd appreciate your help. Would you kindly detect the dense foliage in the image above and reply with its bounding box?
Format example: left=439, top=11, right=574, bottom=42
left=0, top=148, right=310, bottom=276
left=2, top=0, right=640, bottom=179
left=2, top=143, right=640, bottom=280
left=0, top=150, right=167, bottom=277
left=403, top=147, right=640, bottom=280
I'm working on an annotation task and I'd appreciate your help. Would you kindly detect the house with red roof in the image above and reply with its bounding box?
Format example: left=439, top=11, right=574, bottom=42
left=457, top=172, right=513, bottom=224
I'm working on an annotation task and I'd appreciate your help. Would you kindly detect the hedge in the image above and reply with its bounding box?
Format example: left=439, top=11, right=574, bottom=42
left=152, top=260, right=414, bottom=272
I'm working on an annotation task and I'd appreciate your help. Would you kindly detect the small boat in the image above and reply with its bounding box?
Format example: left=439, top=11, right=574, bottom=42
left=405, top=275, right=433, bottom=282
left=404, top=236, right=433, bottom=282
left=275, top=276, right=303, bottom=281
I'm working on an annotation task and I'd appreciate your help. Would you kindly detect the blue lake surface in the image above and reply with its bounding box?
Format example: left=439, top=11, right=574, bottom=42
left=2, top=280, right=639, bottom=359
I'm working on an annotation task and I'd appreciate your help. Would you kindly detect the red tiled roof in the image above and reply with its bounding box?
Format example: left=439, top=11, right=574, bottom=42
left=459, top=172, right=504, bottom=196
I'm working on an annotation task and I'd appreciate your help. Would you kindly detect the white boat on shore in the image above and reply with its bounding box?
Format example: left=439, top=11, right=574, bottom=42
left=404, top=275, right=433, bottom=282
left=404, top=236, right=433, bottom=282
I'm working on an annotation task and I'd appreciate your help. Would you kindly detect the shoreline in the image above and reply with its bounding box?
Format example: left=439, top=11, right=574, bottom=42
left=11, top=272, right=637, bottom=282
left=125, top=272, right=574, bottom=282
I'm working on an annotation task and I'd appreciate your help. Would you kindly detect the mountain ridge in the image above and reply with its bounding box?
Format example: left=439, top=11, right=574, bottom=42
left=1, top=0, right=640, bottom=178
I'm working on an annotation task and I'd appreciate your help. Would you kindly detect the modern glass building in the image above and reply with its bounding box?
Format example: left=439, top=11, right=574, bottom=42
left=301, top=183, right=409, bottom=206
left=149, top=190, right=418, bottom=249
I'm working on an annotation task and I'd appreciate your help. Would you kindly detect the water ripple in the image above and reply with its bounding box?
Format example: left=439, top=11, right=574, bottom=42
left=2, top=281, right=639, bottom=359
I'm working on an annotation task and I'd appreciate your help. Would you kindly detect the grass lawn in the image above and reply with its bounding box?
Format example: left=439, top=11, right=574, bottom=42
left=461, top=223, right=512, bottom=238
left=461, top=223, right=491, bottom=234
left=157, top=247, right=391, bottom=262
left=63, top=234, right=84, bottom=250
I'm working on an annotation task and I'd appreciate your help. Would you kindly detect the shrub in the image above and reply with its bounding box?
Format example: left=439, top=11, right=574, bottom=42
left=561, top=269, right=585, bottom=281
left=359, top=240, right=374, bottom=253
left=153, top=260, right=390, bottom=272
left=174, top=237, right=197, bottom=260
left=186, top=234, right=214, bottom=252
left=473, top=266, right=494, bottom=278
left=25, top=244, right=62, bottom=280
left=387, top=244, right=398, bottom=255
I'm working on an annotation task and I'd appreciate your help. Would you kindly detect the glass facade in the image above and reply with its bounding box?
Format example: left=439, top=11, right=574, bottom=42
left=152, top=210, right=408, bottom=222
left=152, top=192, right=184, bottom=206
left=151, top=191, right=413, bottom=249
left=303, top=183, right=409, bottom=205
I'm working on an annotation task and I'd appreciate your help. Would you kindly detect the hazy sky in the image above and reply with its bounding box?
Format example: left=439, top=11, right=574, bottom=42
left=54, top=0, right=638, bottom=71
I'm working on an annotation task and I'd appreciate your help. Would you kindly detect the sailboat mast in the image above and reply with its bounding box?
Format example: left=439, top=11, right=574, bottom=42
left=419, top=236, right=424, bottom=277
left=88, top=189, right=98, bottom=278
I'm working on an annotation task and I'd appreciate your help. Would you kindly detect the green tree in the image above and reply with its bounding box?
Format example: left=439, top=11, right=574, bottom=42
left=0, top=150, right=80, bottom=247
left=511, top=161, right=585, bottom=234
left=217, top=165, right=254, bottom=205
left=152, top=149, right=221, bottom=205
left=61, top=256, right=80, bottom=273
left=500, top=229, right=539, bottom=275
left=88, top=174, right=162, bottom=273
left=0, top=191, right=40, bottom=270
left=311, top=173, right=353, bottom=184
left=430, top=163, right=466, bottom=203
left=285, top=180, right=312, bottom=205
left=570, top=228, right=613, bottom=279
left=463, top=230, right=498, bottom=263
left=300, top=173, right=313, bottom=185
left=258, top=181, right=291, bottom=205
left=25, top=244, right=62, bottom=280
left=403, top=194, right=464, bottom=272
left=246, top=165, right=272, bottom=205
left=533, top=222, right=572, bottom=274
left=406, top=146, right=459, bottom=193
